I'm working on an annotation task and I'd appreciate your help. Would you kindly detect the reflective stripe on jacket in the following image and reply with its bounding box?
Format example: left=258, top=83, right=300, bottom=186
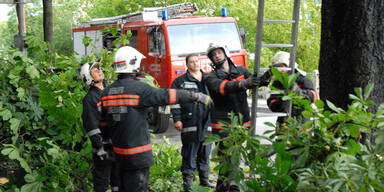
left=205, top=59, right=252, bottom=137
left=101, top=74, right=197, bottom=169
left=171, top=70, right=212, bottom=143
left=82, top=85, right=111, bottom=149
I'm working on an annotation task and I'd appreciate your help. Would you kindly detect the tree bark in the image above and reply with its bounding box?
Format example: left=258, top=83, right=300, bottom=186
left=43, top=0, right=54, bottom=51
left=319, top=0, right=384, bottom=110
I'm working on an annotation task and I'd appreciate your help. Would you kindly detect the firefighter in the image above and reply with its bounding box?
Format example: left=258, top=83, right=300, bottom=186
left=267, top=51, right=317, bottom=134
left=171, top=54, right=214, bottom=191
left=100, top=46, right=214, bottom=192
left=80, top=62, right=120, bottom=192
left=205, top=43, right=272, bottom=192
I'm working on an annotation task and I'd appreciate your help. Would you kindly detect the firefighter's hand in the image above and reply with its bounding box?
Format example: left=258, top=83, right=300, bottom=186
left=90, top=134, right=103, bottom=150
left=259, top=68, right=272, bottom=86
left=196, top=93, right=214, bottom=109
left=96, top=146, right=108, bottom=160
left=240, top=73, right=259, bottom=89
left=174, top=121, right=183, bottom=131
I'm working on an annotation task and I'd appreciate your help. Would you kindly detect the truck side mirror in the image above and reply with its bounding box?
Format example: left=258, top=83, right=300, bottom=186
left=240, top=28, right=247, bottom=49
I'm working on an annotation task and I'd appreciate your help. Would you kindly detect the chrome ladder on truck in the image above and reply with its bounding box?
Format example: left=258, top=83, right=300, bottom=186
left=250, top=0, right=301, bottom=135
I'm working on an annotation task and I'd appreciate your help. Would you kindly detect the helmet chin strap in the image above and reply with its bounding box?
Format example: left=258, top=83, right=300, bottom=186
left=213, top=57, right=227, bottom=68
left=91, top=80, right=100, bottom=86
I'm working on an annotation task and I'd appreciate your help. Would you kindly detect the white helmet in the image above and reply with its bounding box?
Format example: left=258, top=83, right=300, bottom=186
left=272, top=51, right=297, bottom=67
left=272, top=51, right=306, bottom=75
left=114, top=46, right=146, bottom=73
left=80, top=62, right=100, bottom=86
left=206, top=43, right=231, bottom=60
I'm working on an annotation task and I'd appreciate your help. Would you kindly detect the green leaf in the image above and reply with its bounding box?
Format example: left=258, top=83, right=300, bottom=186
left=47, top=148, right=59, bottom=159
left=271, top=67, right=283, bottom=85
left=82, top=36, right=92, bottom=47
left=287, top=72, right=300, bottom=88
left=24, top=173, right=36, bottom=183
left=111, top=26, right=118, bottom=36
left=303, top=120, right=313, bottom=130
left=345, top=139, right=361, bottom=155
left=349, top=94, right=360, bottom=101
left=354, top=87, right=363, bottom=99
left=345, top=123, right=360, bottom=137
left=1, top=147, right=14, bottom=156
left=26, top=65, right=40, bottom=79
left=263, top=121, right=275, bottom=128
left=363, top=83, right=374, bottom=100
left=0, top=109, right=12, bottom=121
left=16, top=87, right=26, bottom=99
left=10, top=118, right=21, bottom=135
left=315, top=99, right=324, bottom=109
left=302, top=111, right=312, bottom=118
left=58, top=95, right=63, bottom=103
left=21, top=182, right=43, bottom=192
left=326, top=100, right=344, bottom=113
left=8, top=149, right=20, bottom=160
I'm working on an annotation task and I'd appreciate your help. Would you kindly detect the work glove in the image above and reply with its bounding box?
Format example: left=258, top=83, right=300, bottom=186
left=240, top=69, right=273, bottom=90
left=196, top=92, right=214, bottom=109
left=259, top=68, right=273, bottom=86
left=96, top=146, right=109, bottom=160
left=90, top=134, right=103, bottom=150
left=240, top=74, right=255, bottom=89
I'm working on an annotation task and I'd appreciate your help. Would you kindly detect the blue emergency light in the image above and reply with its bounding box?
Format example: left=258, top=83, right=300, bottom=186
left=162, top=10, right=168, bottom=20
left=221, top=8, right=228, bottom=17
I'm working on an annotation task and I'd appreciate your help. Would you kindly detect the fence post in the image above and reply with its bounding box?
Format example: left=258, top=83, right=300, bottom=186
left=312, top=70, right=320, bottom=97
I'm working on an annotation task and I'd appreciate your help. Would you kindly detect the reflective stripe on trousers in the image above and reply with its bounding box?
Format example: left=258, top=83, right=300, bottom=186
left=182, top=126, right=212, bottom=133
left=182, top=126, right=197, bottom=133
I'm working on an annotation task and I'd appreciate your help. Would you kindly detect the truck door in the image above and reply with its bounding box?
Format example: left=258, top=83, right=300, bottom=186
left=146, top=27, right=168, bottom=88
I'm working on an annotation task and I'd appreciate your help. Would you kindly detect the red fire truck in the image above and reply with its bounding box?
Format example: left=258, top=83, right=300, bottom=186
left=72, top=3, right=248, bottom=133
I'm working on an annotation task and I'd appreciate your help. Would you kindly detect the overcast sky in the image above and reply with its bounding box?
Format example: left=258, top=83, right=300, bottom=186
left=0, top=4, right=13, bottom=22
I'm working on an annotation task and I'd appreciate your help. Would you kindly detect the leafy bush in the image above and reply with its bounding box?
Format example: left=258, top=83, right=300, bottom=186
left=205, top=71, right=384, bottom=191
left=0, top=37, right=189, bottom=191
left=149, top=136, right=183, bottom=192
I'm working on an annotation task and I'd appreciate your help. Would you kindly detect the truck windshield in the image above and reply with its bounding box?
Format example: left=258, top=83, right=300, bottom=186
left=167, top=22, right=242, bottom=56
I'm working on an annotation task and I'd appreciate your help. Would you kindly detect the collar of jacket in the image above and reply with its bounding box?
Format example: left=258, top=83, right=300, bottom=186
left=90, top=85, right=103, bottom=93
left=117, top=73, right=137, bottom=80
left=186, top=69, right=207, bottom=82
left=214, top=58, right=240, bottom=79
left=90, top=81, right=106, bottom=92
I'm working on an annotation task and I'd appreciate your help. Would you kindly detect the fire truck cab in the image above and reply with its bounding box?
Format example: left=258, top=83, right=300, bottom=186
left=72, top=3, right=248, bottom=133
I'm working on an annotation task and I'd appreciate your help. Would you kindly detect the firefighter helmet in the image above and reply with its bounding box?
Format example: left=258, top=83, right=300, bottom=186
left=80, top=62, right=100, bottom=86
left=206, top=43, right=231, bottom=68
left=114, top=46, right=146, bottom=73
left=272, top=51, right=297, bottom=67
left=206, top=43, right=230, bottom=60
left=272, top=51, right=306, bottom=75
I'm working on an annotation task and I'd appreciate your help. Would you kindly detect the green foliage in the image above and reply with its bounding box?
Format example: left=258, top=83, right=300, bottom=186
left=190, top=0, right=321, bottom=73
left=149, top=137, right=183, bottom=191
left=0, top=37, right=92, bottom=191
left=206, top=72, right=384, bottom=191
left=205, top=114, right=297, bottom=191
left=0, top=36, right=185, bottom=191
left=0, top=0, right=320, bottom=72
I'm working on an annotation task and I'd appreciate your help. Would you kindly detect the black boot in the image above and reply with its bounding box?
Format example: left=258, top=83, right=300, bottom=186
left=199, top=171, right=215, bottom=188
left=228, top=180, right=240, bottom=192
left=215, top=177, right=228, bottom=192
left=182, top=174, right=194, bottom=192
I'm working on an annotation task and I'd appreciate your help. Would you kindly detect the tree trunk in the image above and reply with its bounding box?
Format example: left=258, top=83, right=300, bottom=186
left=319, top=1, right=384, bottom=110
left=43, top=0, right=53, bottom=51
